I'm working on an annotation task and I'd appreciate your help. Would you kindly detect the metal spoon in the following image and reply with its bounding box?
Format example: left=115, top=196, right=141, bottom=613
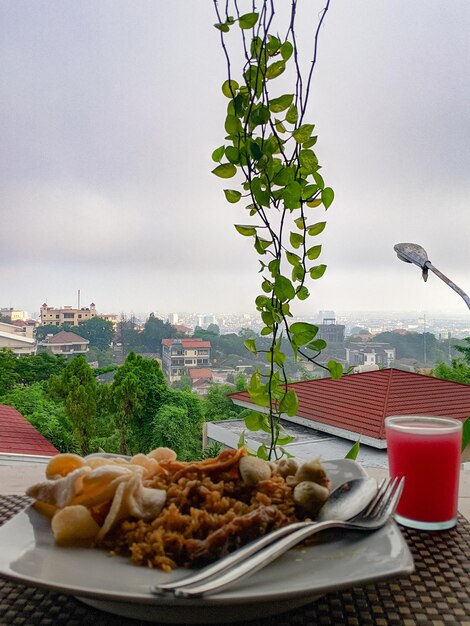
left=154, top=476, right=378, bottom=595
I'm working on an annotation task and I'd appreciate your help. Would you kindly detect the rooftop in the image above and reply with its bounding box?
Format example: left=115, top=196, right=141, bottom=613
left=230, top=369, right=470, bottom=447
left=0, top=405, right=59, bottom=457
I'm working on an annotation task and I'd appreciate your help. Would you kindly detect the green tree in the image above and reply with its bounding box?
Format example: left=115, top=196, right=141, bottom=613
left=140, top=313, right=177, bottom=355
left=34, top=325, right=62, bottom=341
left=76, top=317, right=114, bottom=351
left=203, top=383, right=247, bottom=422
left=50, top=356, right=98, bottom=455
left=432, top=360, right=470, bottom=385
left=207, top=323, right=220, bottom=336
left=455, top=337, right=470, bottom=365
left=110, top=352, right=167, bottom=453
left=171, top=374, right=192, bottom=391
left=0, top=350, right=19, bottom=396
left=15, top=352, right=66, bottom=386
left=0, top=383, right=79, bottom=453
left=151, top=388, right=204, bottom=460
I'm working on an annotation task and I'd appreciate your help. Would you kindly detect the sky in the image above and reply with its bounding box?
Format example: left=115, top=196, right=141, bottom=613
left=1, top=1, right=469, bottom=318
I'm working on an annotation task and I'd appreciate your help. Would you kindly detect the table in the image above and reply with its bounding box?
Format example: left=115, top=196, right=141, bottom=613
left=1, top=495, right=469, bottom=626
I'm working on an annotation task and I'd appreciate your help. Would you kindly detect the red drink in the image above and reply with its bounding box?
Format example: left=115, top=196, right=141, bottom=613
left=386, top=416, right=462, bottom=530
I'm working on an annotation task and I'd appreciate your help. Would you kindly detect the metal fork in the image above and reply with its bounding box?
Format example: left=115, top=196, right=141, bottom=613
left=153, top=476, right=404, bottom=599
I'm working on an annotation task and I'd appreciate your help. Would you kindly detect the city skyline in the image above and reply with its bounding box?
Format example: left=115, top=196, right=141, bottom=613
left=1, top=2, right=469, bottom=315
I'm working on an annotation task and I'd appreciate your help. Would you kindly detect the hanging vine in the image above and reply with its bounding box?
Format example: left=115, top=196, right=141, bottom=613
left=212, top=0, right=343, bottom=460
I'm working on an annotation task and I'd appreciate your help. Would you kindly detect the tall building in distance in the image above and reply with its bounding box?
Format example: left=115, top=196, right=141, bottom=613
left=316, top=318, right=345, bottom=343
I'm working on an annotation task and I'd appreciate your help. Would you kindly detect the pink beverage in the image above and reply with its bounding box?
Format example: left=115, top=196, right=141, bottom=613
left=385, top=416, right=462, bottom=530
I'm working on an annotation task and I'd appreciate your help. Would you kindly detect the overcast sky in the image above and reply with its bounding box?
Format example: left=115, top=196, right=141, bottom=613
left=1, top=1, right=469, bottom=318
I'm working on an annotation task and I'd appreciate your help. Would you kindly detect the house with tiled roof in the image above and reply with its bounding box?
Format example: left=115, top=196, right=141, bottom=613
left=0, top=405, right=59, bottom=458
left=162, top=338, right=211, bottom=383
left=0, top=321, right=36, bottom=356
left=38, top=330, right=89, bottom=357
left=229, top=368, right=470, bottom=448
left=202, top=369, right=470, bottom=468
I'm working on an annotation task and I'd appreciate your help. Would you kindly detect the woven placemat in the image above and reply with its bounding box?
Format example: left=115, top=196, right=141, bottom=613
left=1, top=495, right=469, bottom=626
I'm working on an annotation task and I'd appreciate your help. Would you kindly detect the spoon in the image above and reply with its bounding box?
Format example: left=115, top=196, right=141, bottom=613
left=316, top=476, right=378, bottom=522
left=154, top=475, right=378, bottom=595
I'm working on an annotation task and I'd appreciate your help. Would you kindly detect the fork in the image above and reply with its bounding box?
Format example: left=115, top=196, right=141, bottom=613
left=153, top=476, right=404, bottom=599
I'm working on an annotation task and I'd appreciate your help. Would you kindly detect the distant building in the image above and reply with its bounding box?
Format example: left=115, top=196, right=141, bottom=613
left=0, top=308, right=29, bottom=322
left=188, top=368, right=214, bottom=396
left=0, top=322, right=36, bottom=356
left=346, top=342, right=395, bottom=368
left=40, top=302, right=97, bottom=327
left=197, top=314, right=216, bottom=327
left=162, top=338, right=211, bottom=383
left=38, top=330, right=89, bottom=357
left=39, top=302, right=117, bottom=330
left=316, top=318, right=345, bottom=343
left=168, top=313, right=179, bottom=325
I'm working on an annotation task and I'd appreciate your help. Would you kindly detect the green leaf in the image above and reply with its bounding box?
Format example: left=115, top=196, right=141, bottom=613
left=250, top=105, right=270, bottom=126
left=276, top=432, right=295, bottom=445
left=280, top=41, right=293, bottom=61
left=261, top=279, right=273, bottom=293
left=306, top=245, right=322, bottom=260
left=260, top=326, right=272, bottom=336
left=224, top=189, right=241, bottom=203
left=256, top=444, right=269, bottom=460
left=282, top=181, right=301, bottom=209
left=345, top=439, right=360, bottom=460
left=225, top=146, right=240, bottom=164
left=286, top=104, right=298, bottom=124
left=322, top=187, right=335, bottom=209
left=214, top=22, right=230, bottom=32
left=302, top=184, right=319, bottom=201
left=462, top=416, right=470, bottom=452
left=306, top=198, right=323, bottom=208
left=306, top=338, right=327, bottom=351
left=274, top=274, right=296, bottom=301
left=279, top=389, right=298, bottom=416
left=290, top=322, right=318, bottom=344
left=290, top=232, right=304, bottom=249
left=266, top=35, right=281, bottom=55
left=286, top=251, right=301, bottom=266
left=239, top=12, right=259, bottom=29
left=254, top=236, right=271, bottom=255
left=294, top=216, right=305, bottom=229
left=328, top=360, right=343, bottom=379
left=249, top=141, right=264, bottom=160
left=235, top=224, right=257, bottom=236
left=293, top=124, right=314, bottom=143
left=252, top=177, right=270, bottom=207
left=299, top=149, right=318, bottom=173
left=292, top=264, right=305, bottom=282
left=273, top=166, right=294, bottom=186
left=269, top=94, right=294, bottom=113
left=222, top=79, right=239, bottom=98
left=225, top=114, right=240, bottom=135
left=310, top=264, right=327, bottom=279
left=212, top=163, right=237, bottom=178
left=313, top=171, right=325, bottom=189
left=245, top=412, right=264, bottom=431
left=244, top=339, right=257, bottom=355
left=212, top=145, right=225, bottom=162
left=296, top=285, right=309, bottom=300
left=307, top=222, right=326, bottom=236
left=302, top=136, right=318, bottom=149
left=266, top=61, right=286, bottom=79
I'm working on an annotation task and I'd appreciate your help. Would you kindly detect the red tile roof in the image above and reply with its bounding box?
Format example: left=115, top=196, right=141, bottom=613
left=162, top=338, right=211, bottom=348
left=188, top=368, right=213, bottom=379
left=229, top=368, right=470, bottom=441
left=0, top=405, right=59, bottom=456
left=41, top=331, right=88, bottom=344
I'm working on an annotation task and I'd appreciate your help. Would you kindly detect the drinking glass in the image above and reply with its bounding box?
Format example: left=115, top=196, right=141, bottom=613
left=385, top=415, right=462, bottom=530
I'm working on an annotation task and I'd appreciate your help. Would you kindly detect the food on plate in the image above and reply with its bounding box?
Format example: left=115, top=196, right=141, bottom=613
left=26, top=447, right=330, bottom=571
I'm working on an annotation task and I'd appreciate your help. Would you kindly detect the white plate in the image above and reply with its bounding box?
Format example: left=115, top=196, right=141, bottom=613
left=0, top=460, right=414, bottom=623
